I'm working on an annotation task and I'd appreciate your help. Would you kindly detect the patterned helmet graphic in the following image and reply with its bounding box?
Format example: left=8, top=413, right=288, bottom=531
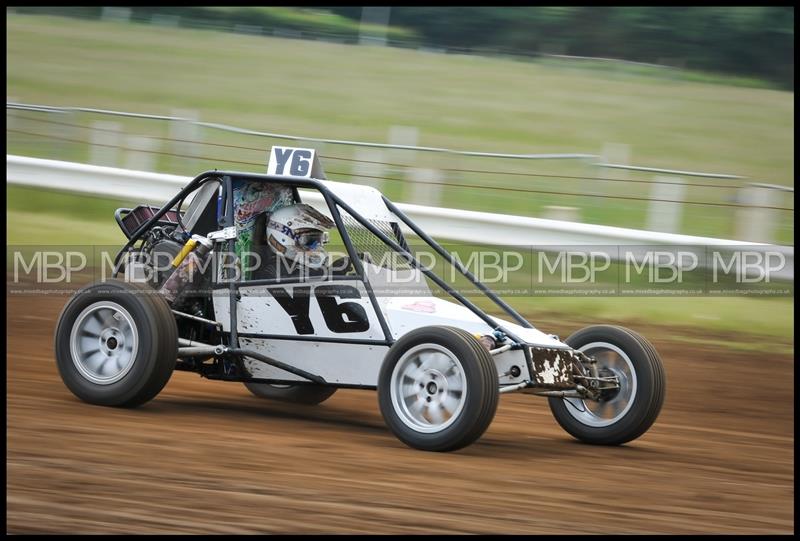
left=266, top=203, right=335, bottom=270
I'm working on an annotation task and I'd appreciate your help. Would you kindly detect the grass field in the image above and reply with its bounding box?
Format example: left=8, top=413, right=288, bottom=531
left=6, top=13, right=794, bottom=243
left=5, top=14, right=794, bottom=344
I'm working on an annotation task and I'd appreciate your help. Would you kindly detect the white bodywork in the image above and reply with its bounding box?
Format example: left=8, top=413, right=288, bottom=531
left=299, top=181, right=396, bottom=223
left=213, top=263, right=569, bottom=387
left=216, top=154, right=569, bottom=387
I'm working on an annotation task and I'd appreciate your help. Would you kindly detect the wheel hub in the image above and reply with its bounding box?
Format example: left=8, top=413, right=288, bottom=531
left=390, top=345, right=467, bottom=433
left=597, top=366, right=620, bottom=402
left=564, top=341, right=637, bottom=428
left=69, top=301, right=139, bottom=385
left=419, top=370, right=446, bottom=404
left=99, top=327, right=124, bottom=355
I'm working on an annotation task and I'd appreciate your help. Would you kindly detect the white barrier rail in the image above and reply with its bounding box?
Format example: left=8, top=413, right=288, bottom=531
left=7, top=155, right=793, bottom=281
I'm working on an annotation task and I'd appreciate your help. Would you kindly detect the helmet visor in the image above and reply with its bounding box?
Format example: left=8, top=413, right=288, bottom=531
left=296, top=230, right=329, bottom=250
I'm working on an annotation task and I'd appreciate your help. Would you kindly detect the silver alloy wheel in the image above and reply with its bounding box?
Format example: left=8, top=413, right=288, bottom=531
left=389, top=343, right=467, bottom=433
left=564, top=342, right=637, bottom=427
left=69, top=301, right=139, bottom=385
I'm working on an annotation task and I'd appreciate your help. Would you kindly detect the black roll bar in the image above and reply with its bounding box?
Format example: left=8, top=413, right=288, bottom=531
left=326, top=192, right=528, bottom=346
left=382, top=197, right=534, bottom=330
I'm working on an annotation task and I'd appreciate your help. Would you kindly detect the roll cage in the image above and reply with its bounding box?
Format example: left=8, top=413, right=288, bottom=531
left=113, top=170, right=541, bottom=375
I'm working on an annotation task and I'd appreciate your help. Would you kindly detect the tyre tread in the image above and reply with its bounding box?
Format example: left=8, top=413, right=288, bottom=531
left=55, top=279, right=178, bottom=408
left=547, top=324, right=665, bottom=445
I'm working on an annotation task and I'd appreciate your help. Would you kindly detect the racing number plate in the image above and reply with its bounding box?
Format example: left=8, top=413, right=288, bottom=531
left=528, top=347, right=578, bottom=389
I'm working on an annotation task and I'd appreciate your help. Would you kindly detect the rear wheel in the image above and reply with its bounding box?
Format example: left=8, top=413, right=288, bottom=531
left=243, top=382, right=337, bottom=405
left=548, top=325, right=665, bottom=445
left=54, top=279, right=178, bottom=408
left=378, top=326, right=499, bottom=452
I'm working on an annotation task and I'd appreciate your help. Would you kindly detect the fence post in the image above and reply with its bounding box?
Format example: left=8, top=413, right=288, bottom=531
left=542, top=206, right=580, bottom=222
left=169, top=109, right=200, bottom=170
left=388, top=125, right=419, bottom=201
left=89, top=121, right=121, bottom=167
left=352, top=148, right=386, bottom=191
left=124, top=135, right=157, bottom=171
left=600, top=143, right=630, bottom=176
left=735, top=184, right=777, bottom=243
left=596, top=142, right=630, bottom=198
left=646, top=175, right=686, bottom=233
left=408, top=168, right=443, bottom=206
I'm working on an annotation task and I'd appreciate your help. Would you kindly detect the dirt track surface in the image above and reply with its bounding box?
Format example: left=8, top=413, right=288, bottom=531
left=7, top=294, right=794, bottom=534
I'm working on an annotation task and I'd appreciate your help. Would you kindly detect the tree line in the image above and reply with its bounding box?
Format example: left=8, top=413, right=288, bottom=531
left=11, top=6, right=794, bottom=89
left=330, top=7, right=793, bottom=89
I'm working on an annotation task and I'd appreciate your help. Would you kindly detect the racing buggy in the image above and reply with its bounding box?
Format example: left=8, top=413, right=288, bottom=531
left=55, top=146, right=665, bottom=452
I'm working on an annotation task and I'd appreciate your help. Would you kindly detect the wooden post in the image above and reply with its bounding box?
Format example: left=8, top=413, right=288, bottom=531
left=124, top=135, right=157, bottom=171
left=388, top=125, right=418, bottom=201
left=89, top=121, right=121, bottom=167
left=542, top=206, right=580, bottom=222
left=352, top=148, right=386, bottom=190
left=408, top=168, right=443, bottom=206
left=735, top=185, right=778, bottom=243
left=646, top=175, right=685, bottom=233
left=169, top=109, right=200, bottom=170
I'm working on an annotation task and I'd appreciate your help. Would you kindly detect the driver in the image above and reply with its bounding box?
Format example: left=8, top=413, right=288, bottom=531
left=259, top=203, right=336, bottom=280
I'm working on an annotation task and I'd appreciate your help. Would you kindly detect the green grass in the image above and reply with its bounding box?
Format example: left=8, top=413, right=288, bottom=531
left=510, top=296, right=793, bottom=344
left=6, top=13, right=794, bottom=243
left=535, top=56, right=780, bottom=90
left=7, top=209, right=125, bottom=246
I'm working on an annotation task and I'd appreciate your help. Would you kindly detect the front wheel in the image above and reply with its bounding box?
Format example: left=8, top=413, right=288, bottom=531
left=54, top=279, right=178, bottom=408
left=377, top=326, right=499, bottom=452
left=548, top=325, right=665, bottom=445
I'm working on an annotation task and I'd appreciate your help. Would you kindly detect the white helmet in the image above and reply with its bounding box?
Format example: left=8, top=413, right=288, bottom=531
left=266, top=204, right=334, bottom=270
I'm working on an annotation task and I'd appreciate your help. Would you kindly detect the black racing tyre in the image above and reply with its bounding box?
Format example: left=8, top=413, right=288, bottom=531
left=377, top=326, right=499, bottom=452
left=243, top=382, right=337, bottom=405
left=548, top=325, right=666, bottom=445
left=54, top=279, right=178, bottom=408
